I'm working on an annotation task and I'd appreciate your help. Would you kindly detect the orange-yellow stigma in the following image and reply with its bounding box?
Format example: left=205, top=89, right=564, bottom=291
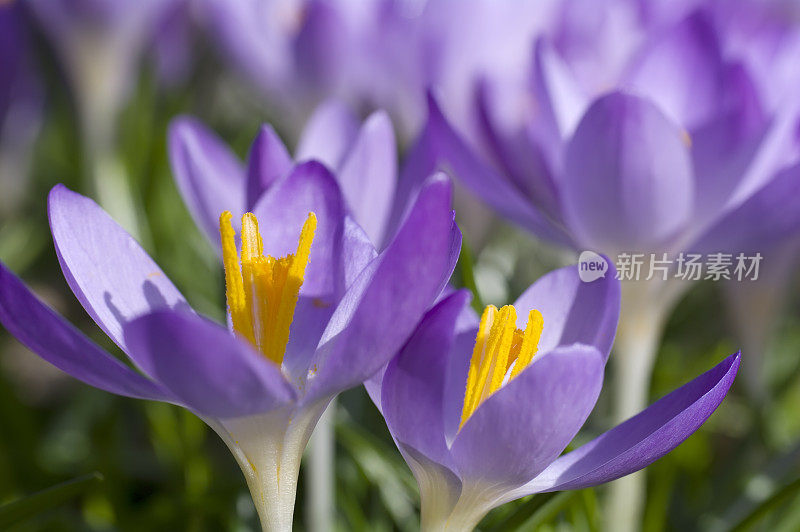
left=219, top=210, right=316, bottom=365
left=459, top=305, right=543, bottom=429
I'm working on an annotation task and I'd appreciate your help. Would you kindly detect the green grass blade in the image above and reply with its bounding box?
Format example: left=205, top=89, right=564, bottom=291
left=0, top=472, right=104, bottom=527
left=729, top=477, right=800, bottom=532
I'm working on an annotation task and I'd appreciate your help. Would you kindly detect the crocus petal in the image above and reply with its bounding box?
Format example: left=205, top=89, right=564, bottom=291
left=48, top=185, right=190, bottom=354
left=688, top=162, right=800, bottom=255
left=123, top=310, right=296, bottom=419
left=690, top=64, right=766, bottom=222
left=295, top=99, right=359, bottom=169
left=512, top=352, right=740, bottom=496
left=245, top=124, right=293, bottom=209
left=381, top=290, right=472, bottom=471
left=282, top=218, right=377, bottom=389
left=250, top=161, right=347, bottom=297
left=512, top=261, right=620, bottom=360
left=423, top=93, right=574, bottom=247
left=305, top=173, right=462, bottom=404
left=293, top=1, right=346, bottom=94
left=531, top=38, right=589, bottom=145
left=399, top=442, right=462, bottom=526
left=441, top=308, right=483, bottom=444
left=451, top=345, right=605, bottom=486
left=0, top=262, right=171, bottom=402
left=168, top=116, right=246, bottom=251
left=623, top=11, right=724, bottom=129
left=476, top=78, right=561, bottom=220
left=337, top=110, right=397, bottom=246
left=560, top=92, right=693, bottom=254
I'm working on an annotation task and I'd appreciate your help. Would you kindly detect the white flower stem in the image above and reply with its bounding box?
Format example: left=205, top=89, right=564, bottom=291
left=79, top=101, right=145, bottom=242
left=605, top=279, right=686, bottom=532
left=207, top=401, right=330, bottom=532
left=305, top=398, right=336, bottom=532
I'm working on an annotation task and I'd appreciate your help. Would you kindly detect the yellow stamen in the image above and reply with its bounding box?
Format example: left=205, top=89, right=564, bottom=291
left=219, top=210, right=317, bottom=365
left=459, top=304, right=544, bottom=429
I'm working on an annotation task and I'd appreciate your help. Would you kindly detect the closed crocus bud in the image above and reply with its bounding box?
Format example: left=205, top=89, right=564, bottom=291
left=560, top=92, right=694, bottom=257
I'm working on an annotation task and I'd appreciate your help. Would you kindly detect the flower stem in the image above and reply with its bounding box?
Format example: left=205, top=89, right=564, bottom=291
left=605, top=279, right=685, bottom=532
left=76, top=53, right=145, bottom=243
left=305, top=399, right=336, bottom=532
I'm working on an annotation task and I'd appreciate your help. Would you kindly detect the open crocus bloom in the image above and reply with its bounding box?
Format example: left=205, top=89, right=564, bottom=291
left=378, top=265, right=739, bottom=531
left=0, top=169, right=460, bottom=531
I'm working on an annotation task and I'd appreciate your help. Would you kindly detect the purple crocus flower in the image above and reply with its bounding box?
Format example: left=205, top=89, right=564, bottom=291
left=377, top=267, right=738, bottom=530
left=419, top=9, right=800, bottom=259
left=26, top=0, right=186, bottom=139
left=0, top=168, right=460, bottom=529
left=169, top=100, right=399, bottom=248
left=167, top=102, right=409, bottom=529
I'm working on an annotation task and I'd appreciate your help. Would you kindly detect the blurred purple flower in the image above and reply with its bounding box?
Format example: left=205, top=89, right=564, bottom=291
left=374, top=270, right=738, bottom=530
left=26, top=0, right=190, bottom=141
left=420, top=8, right=800, bottom=260
left=0, top=3, right=43, bottom=215
left=0, top=174, right=460, bottom=528
left=204, top=0, right=558, bottom=139
left=169, top=100, right=401, bottom=248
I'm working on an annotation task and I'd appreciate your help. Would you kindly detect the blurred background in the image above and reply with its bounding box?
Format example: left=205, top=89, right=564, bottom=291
left=1, top=0, right=799, bottom=530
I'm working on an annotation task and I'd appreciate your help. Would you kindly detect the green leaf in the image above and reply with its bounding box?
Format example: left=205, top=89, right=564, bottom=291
left=487, top=490, right=583, bottom=531
left=457, top=239, right=484, bottom=313
left=0, top=472, right=104, bottom=527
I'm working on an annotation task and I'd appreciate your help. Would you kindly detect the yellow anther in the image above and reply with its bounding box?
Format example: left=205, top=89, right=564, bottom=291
left=459, top=304, right=544, bottom=429
left=219, top=210, right=317, bottom=365
left=241, top=212, right=264, bottom=261
left=461, top=305, right=497, bottom=428
left=220, top=211, right=254, bottom=345
left=511, top=310, right=543, bottom=378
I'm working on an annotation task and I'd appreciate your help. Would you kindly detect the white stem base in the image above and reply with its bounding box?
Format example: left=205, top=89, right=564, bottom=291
left=207, top=400, right=330, bottom=532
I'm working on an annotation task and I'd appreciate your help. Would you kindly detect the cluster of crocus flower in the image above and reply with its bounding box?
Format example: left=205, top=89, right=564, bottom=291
left=0, top=103, right=742, bottom=530
left=4, top=0, right=786, bottom=529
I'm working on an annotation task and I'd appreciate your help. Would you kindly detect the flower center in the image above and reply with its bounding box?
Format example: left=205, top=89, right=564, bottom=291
left=460, top=305, right=543, bottom=428
left=219, top=210, right=317, bottom=364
